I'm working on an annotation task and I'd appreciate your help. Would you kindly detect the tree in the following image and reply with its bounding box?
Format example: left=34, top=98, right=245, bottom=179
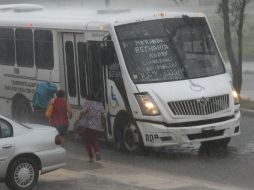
left=217, top=0, right=249, bottom=94
left=105, top=0, right=110, bottom=7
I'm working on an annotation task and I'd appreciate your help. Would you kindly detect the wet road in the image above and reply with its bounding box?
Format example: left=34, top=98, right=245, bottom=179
left=1, top=111, right=254, bottom=190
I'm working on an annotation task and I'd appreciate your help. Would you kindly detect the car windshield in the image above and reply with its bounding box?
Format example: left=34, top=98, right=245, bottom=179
left=115, top=17, right=225, bottom=84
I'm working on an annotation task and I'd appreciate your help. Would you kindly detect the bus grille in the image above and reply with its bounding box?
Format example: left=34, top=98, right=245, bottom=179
left=168, top=94, right=229, bottom=116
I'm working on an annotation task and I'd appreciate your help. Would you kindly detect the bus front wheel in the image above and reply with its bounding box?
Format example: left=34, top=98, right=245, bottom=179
left=120, top=121, right=144, bottom=153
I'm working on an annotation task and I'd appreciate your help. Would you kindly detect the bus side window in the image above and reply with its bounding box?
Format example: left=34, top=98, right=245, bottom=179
left=102, top=41, right=115, bottom=66
left=0, top=28, right=15, bottom=66
left=15, top=29, right=34, bottom=68
left=105, top=43, right=122, bottom=81
left=34, top=30, right=54, bottom=70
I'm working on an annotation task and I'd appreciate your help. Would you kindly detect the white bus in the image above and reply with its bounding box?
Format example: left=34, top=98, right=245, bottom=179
left=0, top=4, right=240, bottom=153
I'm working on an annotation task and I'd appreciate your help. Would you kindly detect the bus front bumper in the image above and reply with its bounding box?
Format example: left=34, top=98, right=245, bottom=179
left=137, top=112, right=240, bottom=147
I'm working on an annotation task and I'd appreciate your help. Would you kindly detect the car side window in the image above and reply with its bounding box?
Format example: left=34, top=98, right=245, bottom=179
left=0, top=119, right=13, bottom=138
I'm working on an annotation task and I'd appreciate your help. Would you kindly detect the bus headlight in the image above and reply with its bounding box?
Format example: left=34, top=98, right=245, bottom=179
left=135, top=93, right=160, bottom=116
left=232, top=89, right=240, bottom=105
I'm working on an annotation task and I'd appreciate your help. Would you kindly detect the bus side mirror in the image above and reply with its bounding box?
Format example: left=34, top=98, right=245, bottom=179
left=101, top=41, right=115, bottom=65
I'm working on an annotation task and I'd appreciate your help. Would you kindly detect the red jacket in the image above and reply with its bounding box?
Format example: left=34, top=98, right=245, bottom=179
left=51, top=98, right=69, bottom=127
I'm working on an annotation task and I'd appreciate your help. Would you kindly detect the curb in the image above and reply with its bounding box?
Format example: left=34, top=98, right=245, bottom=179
left=240, top=108, right=254, bottom=114
left=240, top=96, right=254, bottom=102
left=243, top=70, right=254, bottom=75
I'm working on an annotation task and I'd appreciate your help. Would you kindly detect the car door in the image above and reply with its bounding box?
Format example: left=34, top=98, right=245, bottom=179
left=0, top=118, right=14, bottom=178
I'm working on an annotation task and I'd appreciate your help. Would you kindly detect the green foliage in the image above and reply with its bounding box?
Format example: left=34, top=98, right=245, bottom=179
left=217, top=0, right=250, bottom=28
left=208, top=12, right=254, bottom=62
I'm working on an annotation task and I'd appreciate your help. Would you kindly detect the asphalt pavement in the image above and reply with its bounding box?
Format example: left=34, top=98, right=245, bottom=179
left=1, top=63, right=254, bottom=190
left=1, top=111, right=254, bottom=190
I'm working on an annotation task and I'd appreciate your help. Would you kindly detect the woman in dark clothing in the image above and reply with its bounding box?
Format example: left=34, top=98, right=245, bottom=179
left=50, top=90, right=72, bottom=143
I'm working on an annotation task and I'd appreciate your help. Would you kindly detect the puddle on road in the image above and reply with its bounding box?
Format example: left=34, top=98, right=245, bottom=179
left=152, top=143, right=199, bottom=155
left=146, top=143, right=244, bottom=159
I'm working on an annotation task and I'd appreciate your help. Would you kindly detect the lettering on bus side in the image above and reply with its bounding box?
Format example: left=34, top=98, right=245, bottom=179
left=4, top=80, right=36, bottom=94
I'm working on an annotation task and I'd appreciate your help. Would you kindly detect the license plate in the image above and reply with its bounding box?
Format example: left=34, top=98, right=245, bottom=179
left=202, top=126, right=216, bottom=132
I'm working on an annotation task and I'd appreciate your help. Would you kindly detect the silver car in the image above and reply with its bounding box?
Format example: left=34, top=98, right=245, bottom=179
left=0, top=115, right=66, bottom=190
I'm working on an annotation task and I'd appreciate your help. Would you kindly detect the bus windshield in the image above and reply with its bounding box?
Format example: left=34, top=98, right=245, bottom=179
left=115, top=17, right=225, bottom=84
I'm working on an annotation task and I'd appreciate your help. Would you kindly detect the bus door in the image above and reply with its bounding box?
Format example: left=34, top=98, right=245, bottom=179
left=75, top=35, right=88, bottom=105
left=85, top=32, right=122, bottom=139
left=84, top=31, right=109, bottom=105
left=62, top=33, right=81, bottom=106
left=86, top=40, right=111, bottom=138
left=85, top=33, right=109, bottom=137
left=86, top=41, right=105, bottom=103
left=62, top=33, right=107, bottom=105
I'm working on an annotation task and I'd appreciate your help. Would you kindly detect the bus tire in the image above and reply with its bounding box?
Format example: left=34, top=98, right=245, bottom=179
left=199, top=137, right=231, bottom=155
left=120, top=120, right=144, bottom=153
left=12, top=96, right=32, bottom=123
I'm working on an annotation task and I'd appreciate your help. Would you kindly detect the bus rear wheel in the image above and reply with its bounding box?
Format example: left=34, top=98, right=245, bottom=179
left=12, top=97, right=32, bottom=123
